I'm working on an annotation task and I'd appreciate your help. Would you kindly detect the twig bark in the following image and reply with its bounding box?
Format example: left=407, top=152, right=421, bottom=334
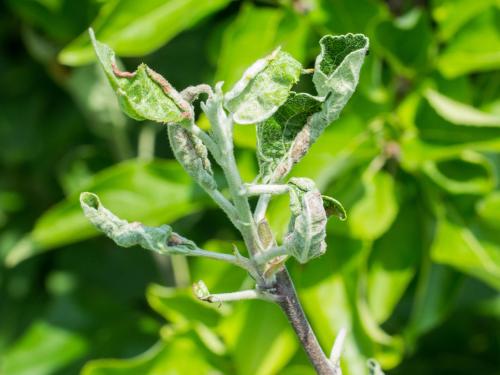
left=273, top=268, right=335, bottom=375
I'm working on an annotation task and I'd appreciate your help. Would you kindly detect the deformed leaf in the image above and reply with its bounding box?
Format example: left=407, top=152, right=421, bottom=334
left=168, top=124, right=217, bottom=190
left=224, top=48, right=302, bottom=124
left=89, top=29, right=192, bottom=124
left=322, top=195, right=347, bottom=221
left=256, top=92, right=322, bottom=181
left=80, top=192, right=196, bottom=255
left=284, top=178, right=327, bottom=263
left=312, top=33, right=369, bottom=128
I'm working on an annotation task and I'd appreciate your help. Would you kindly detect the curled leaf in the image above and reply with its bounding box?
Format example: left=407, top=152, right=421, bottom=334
left=89, top=29, right=192, bottom=124
left=224, top=48, right=302, bottom=124
left=80, top=192, right=196, bottom=254
left=284, top=178, right=327, bottom=263
left=322, top=195, right=347, bottom=221
left=257, top=92, right=322, bottom=182
left=168, top=124, right=217, bottom=190
left=312, top=33, right=369, bottom=128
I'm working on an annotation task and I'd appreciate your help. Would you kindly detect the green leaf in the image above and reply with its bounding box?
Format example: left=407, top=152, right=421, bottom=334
left=219, top=300, right=298, bottom=375
left=89, top=29, right=191, bottom=124
left=349, top=170, right=398, bottom=240
left=256, top=92, right=322, bottom=181
left=284, top=178, right=328, bottom=263
left=367, top=203, right=421, bottom=323
left=224, top=48, right=302, bottom=124
left=322, top=195, right=347, bottom=221
left=59, top=0, right=230, bottom=65
left=477, top=191, right=500, bottom=229
left=422, top=151, right=495, bottom=195
left=431, top=0, right=497, bottom=41
left=431, top=208, right=500, bottom=290
left=168, top=124, right=217, bottom=190
left=437, top=7, right=500, bottom=78
left=80, top=192, right=197, bottom=255
left=371, top=9, right=433, bottom=77
left=425, top=88, right=500, bottom=127
left=5, top=160, right=205, bottom=267
left=82, top=334, right=221, bottom=375
left=312, top=33, right=369, bottom=127
left=1, top=321, right=88, bottom=375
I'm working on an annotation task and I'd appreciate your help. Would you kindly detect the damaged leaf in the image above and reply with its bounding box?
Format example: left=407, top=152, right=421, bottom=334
left=284, top=178, right=328, bottom=263
left=80, top=192, right=196, bottom=254
left=224, top=48, right=302, bottom=124
left=168, top=124, right=217, bottom=190
left=256, top=92, right=322, bottom=182
left=90, top=28, right=192, bottom=124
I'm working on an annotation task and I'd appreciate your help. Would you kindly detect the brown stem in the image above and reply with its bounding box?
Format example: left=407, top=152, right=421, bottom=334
left=273, top=268, right=335, bottom=375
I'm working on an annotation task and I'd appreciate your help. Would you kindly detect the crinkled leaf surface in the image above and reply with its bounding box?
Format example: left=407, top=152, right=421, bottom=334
left=284, top=178, right=327, bottom=263
left=168, top=124, right=217, bottom=190
left=5, top=160, right=204, bottom=267
left=90, top=29, right=190, bottom=124
left=224, top=49, right=302, bottom=124
left=312, top=33, right=369, bottom=127
left=257, top=92, right=322, bottom=181
left=59, top=0, right=231, bottom=65
left=80, top=192, right=196, bottom=255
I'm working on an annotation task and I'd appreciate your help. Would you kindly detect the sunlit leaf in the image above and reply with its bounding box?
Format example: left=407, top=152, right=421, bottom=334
left=437, top=7, right=500, bottom=77
left=1, top=321, right=88, bottom=375
left=349, top=170, right=398, bottom=240
left=90, top=29, right=191, bottom=124
left=256, top=92, right=322, bottom=181
left=425, top=88, right=500, bottom=127
left=59, top=0, right=230, bottom=65
left=224, top=48, right=302, bottom=124
left=5, top=160, right=205, bottom=267
left=284, top=178, right=328, bottom=263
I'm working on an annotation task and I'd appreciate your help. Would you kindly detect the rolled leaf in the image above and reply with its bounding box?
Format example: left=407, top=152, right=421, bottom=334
left=89, top=29, right=192, bottom=124
left=313, top=33, right=369, bottom=127
left=256, top=34, right=369, bottom=182
left=256, top=92, right=322, bottom=181
left=224, top=48, right=302, bottom=124
left=284, top=178, right=327, bottom=263
left=322, top=195, right=347, bottom=221
left=168, top=124, right=217, bottom=190
left=80, top=192, right=196, bottom=254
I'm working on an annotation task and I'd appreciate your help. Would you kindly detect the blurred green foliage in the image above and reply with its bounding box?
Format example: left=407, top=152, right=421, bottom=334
left=1, top=0, right=499, bottom=374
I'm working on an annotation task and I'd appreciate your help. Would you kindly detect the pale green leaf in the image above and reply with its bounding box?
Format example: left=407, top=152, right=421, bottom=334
left=80, top=192, right=196, bottom=255
left=224, top=49, right=302, bottom=124
left=425, top=88, right=500, bottom=127
left=367, top=203, right=421, bottom=323
left=437, top=7, right=500, bottom=78
left=431, top=209, right=500, bottom=290
left=349, top=170, right=398, bottom=240
left=59, top=0, right=230, bottom=66
left=256, top=92, right=322, bottom=181
left=82, top=335, right=221, bottom=375
left=168, top=124, right=217, bottom=190
left=422, top=151, right=495, bottom=195
left=477, top=191, right=500, bottom=229
left=312, top=33, right=369, bottom=127
left=90, top=29, right=191, bottom=124
left=5, top=160, right=204, bottom=267
left=284, top=178, right=327, bottom=263
left=1, top=321, right=88, bottom=375
left=219, top=301, right=298, bottom=375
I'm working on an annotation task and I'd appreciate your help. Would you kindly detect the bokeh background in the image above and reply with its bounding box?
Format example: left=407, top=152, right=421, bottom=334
left=1, top=0, right=499, bottom=374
